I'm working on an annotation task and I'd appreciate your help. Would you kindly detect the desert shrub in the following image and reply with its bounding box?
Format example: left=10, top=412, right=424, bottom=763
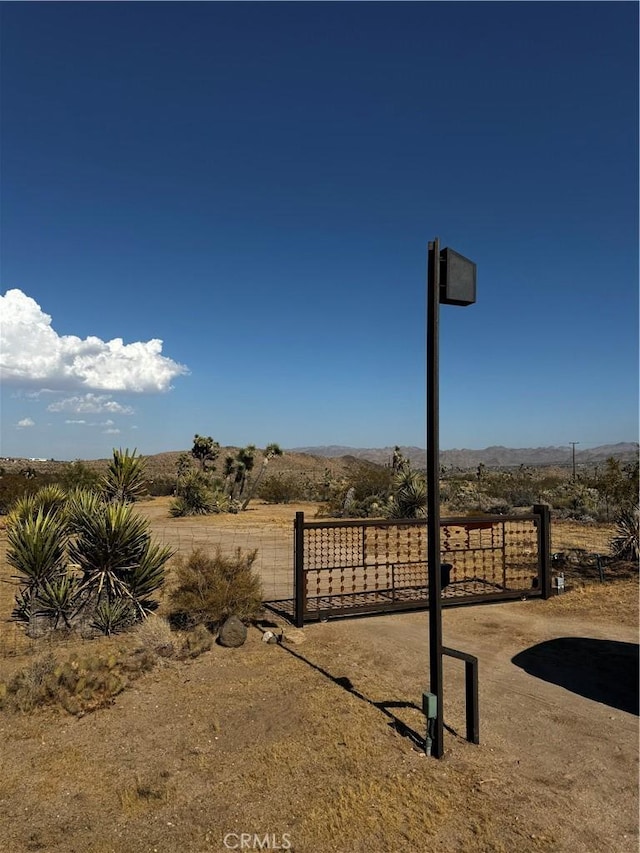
left=588, top=458, right=639, bottom=520
left=0, top=653, right=57, bottom=712
left=0, top=471, right=58, bottom=515
left=57, top=460, right=101, bottom=491
left=610, top=505, right=639, bottom=563
left=134, top=614, right=176, bottom=658
left=146, top=477, right=175, bottom=497
left=168, top=547, right=263, bottom=628
left=258, top=473, right=304, bottom=504
left=320, top=462, right=394, bottom=517
left=548, top=482, right=599, bottom=520
left=169, top=471, right=225, bottom=516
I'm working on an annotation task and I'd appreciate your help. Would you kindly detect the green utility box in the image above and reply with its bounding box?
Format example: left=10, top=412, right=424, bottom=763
left=422, top=692, right=438, bottom=719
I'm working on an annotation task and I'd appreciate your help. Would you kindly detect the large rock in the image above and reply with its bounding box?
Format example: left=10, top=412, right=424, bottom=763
left=218, top=615, right=247, bottom=648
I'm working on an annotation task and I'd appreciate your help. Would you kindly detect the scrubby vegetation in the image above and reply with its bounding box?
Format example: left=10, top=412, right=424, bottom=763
left=167, top=547, right=263, bottom=629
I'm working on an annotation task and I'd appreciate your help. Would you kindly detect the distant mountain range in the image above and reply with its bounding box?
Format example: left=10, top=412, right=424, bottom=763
left=291, top=443, right=639, bottom=469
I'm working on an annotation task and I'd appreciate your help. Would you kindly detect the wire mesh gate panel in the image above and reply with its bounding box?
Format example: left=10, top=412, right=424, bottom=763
left=266, top=507, right=551, bottom=625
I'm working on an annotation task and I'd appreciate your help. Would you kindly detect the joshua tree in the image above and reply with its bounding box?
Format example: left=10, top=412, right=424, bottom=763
left=223, top=446, right=257, bottom=500
left=241, top=443, right=283, bottom=510
left=175, top=453, right=193, bottom=496
left=392, top=446, right=409, bottom=473
left=191, top=435, right=220, bottom=472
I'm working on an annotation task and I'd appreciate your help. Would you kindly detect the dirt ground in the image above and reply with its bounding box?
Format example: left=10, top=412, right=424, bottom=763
left=0, top=501, right=638, bottom=852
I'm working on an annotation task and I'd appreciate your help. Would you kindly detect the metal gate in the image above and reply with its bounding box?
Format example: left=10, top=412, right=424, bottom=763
left=267, top=504, right=551, bottom=626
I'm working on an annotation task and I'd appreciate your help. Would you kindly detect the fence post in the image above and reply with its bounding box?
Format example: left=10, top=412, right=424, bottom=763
left=533, top=503, right=552, bottom=599
left=294, top=511, right=305, bottom=627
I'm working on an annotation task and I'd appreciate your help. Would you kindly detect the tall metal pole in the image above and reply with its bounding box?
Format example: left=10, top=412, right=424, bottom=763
left=426, top=239, right=444, bottom=758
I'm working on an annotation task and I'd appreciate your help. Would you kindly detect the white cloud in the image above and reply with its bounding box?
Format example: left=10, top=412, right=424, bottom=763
left=0, top=289, right=189, bottom=392
left=48, top=393, right=134, bottom=415
left=17, top=417, right=35, bottom=428
left=65, top=419, right=86, bottom=425
left=103, top=428, right=121, bottom=435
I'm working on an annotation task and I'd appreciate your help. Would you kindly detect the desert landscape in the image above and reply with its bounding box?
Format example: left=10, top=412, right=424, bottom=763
left=0, top=495, right=637, bottom=853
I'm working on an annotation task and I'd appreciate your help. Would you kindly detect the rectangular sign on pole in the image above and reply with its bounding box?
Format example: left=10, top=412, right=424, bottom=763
left=439, top=247, right=477, bottom=306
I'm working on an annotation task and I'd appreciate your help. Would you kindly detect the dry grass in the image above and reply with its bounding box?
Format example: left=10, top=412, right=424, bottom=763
left=545, top=577, right=638, bottom=625
left=551, top=519, right=616, bottom=553
left=118, top=770, right=172, bottom=814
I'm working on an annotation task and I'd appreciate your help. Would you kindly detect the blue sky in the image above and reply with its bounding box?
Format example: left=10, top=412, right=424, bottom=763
left=1, top=2, right=638, bottom=461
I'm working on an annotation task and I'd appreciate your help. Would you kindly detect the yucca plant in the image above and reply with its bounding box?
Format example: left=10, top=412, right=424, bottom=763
left=12, top=588, right=33, bottom=623
left=8, top=480, right=171, bottom=637
left=241, top=443, right=283, bottom=510
left=30, top=484, right=68, bottom=516
left=8, top=485, right=68, bottom=524
left=92, top=599, right=136, bottom=636
left=610, top=504, right=640, bottom=563
left=69, top=501, right=152, bottom=602
left=126, top=541, right=174, bottom=618
left=7, top=494, right=40, bottom=525
left=386, top=469, right=427, bottom=519
left=6, top=509, right=68, bottom=591
left=34, top=575, right=79, bottom=630
left=102, top=448, right=147, bottom=503
left=65, top=488, right=104, bottom=533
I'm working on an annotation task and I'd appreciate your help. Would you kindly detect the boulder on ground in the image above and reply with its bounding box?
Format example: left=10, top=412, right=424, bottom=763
left=218, top=615, right=248, bottom=648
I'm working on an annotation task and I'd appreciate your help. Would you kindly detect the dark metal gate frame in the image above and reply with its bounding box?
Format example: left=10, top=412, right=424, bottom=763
left=289, top=504, right=551, bottom=627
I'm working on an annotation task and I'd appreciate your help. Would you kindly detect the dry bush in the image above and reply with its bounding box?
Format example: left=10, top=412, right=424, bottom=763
left=167, top=547, right=263, bottom=629
left=133, top=614, right=175, bottom=658
left=0, top=653, right=57, bottom=712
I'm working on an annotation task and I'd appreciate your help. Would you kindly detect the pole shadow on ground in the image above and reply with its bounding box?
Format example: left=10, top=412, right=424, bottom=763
left=272, top=637, right=465, bottom=749
left=512, top=637, right=639, bottom=715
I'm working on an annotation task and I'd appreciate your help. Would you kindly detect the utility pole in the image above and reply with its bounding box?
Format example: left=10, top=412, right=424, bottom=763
left=570, top=442, right=580, bottom=480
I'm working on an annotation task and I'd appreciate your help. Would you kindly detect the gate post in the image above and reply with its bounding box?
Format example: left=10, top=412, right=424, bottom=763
left=294, top=512, right=305, bottom=627
left=533, top=503, right=552, bottom=599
